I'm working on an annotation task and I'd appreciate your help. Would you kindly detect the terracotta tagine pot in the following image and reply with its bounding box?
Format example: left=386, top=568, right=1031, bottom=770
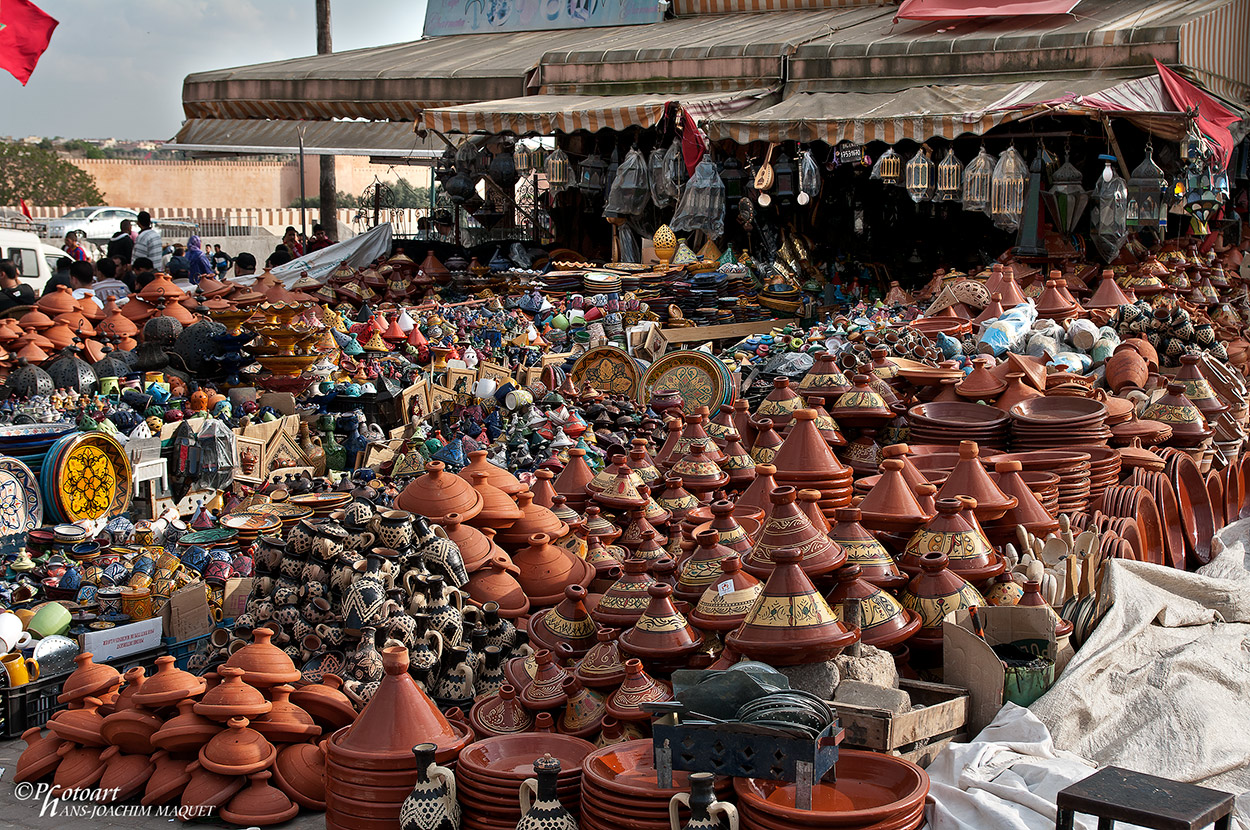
left=396, top=461, right=484, bottom=523
left=955, top=358, right=1007, bottom=400
left=831, top=375, right=894, bottom=429
left=442, top=513, right=494, bottom=574
left=935, top=441, right=1017, bottom=521
left=736, top=464, right=778, bottom=517
left=496, top=491, right=570, bottom=549
left=688, top=554, right=762, bottom=632
left=727, top=547, right=859, bottom=665
left=519, top=648, right=573, bottom=710
left=467, top=471, right=525, bottom=530
left=675, top=529, right=737, bottom=604
left=553, top=448, right=595, bottom=510
left=755, top=377, right=803, bottom=429
left=986, top=460, right=1060, bottom=544
left=98, top=745, right=156, bottom=803
left=750, top=418, right=785, bottom=465
left=141, top=750, right=193, bottom=806
left=1142, top=382, right=1212, bottom=447
left=900, top=497, right=1005, bottom=585
left=671, top=441, right=730, bottom=500
left=48, top=695, right=107, bottom=746
left=799, top=351, right=852, bottom=401
left=198, top=716, right=277, bottom=776
left=829, top=507, right=907, bottom=590
left=770, top=408, right=850, bottom=483
left=222, top=770, right=300, bottom=826
left=701, top=500, right=758, bottom=557
left=15, top=727, right=64, bottom=783
left=194, top=666, right=273, bottom=722
left=465, top=553, right=531, bottom=618
left=618, top=583, right=703, bottom=672
left=58, top=651, right=122, bottom=706
left=826, top=565, right=921, bottom=650
left=100, top=701, right=164, bottom=754
left=857, top=459, right=930, bottom=534
left=181, top=759, right=247, bottom=813
left=511, top=532, right=591, bottom=607
left=529, top=584, right=600, bottom=658
left=288, top=674, right=357, bottom=732
left=223, top=627, right=302, bottom=688
left=743, top=487, right=844, bottom=580
left=272, top=741, right=327, bottom=811
left=53, top=744, right=106, bottom=791
left=459, top=449, right=526, bottom=496
left=899, top=551, right=986, bottom=650
left=605, top=659, right=673, bottom=722
left=250, top=684, right=320, bottom=743
left=469, top=683, right=534, bottom=737
left=574, top=628, right=628, bottom=689
left=329, top=646, right=470, bottom=768
left=151, top=698, right=221, bottom=755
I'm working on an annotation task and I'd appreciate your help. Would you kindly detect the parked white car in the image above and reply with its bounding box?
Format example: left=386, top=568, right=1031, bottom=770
left=46, top=206, right=139, bottom=242
left=0, top=226, right=57, bottom=295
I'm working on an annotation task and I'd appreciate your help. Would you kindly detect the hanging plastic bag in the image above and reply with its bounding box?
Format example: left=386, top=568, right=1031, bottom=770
left=664, top=141, right=687, bottom=192
left=797, top=148, right=821, bottom=206
left=649, top=147, right=675, bottom=208
left=670, top=156, right=725, bottom=239
left=605, top=148, right=651, bottom=219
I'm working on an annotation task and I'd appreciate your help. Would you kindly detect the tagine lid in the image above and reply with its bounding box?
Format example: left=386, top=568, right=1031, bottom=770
left=935, top=441, right=1016, bottom=520
left=459, top=449, right=526, bottom=495
left=689, top=554, right=763, bottom=631
left=826, top=565, right=921, bottom=650
left=727, top=548, right=860, bottom=666
left=222, top=627, right=301, bottom=687
left=130, top=655, right=208, bottom=707
left=395, top=460, right=485, bottom=522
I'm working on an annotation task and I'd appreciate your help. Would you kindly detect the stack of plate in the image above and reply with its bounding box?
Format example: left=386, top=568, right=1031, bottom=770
left=251, top=501, right=314, bottom=536
left=1084, top=447, right=1122, bottom=506
left=0, top=423, right=74, bottom=476
left=220, top=511, right=282, bottom=546
left=580, top=740, right=731, bottom=830
left=734, top=750, right=930, bottom=830
left=584, top=272, right=623, bottom=295
left=907, top=402, right=1009, bottom=449
left=1019, top=471, right=1061, bottom=516
left=1008, top=398, right=1111, bottom=449
left=289, top=491, right=351, bottom=518
left=456, top=734, right=594, bottom=830
left=985, top=451, right=1091, bottom=515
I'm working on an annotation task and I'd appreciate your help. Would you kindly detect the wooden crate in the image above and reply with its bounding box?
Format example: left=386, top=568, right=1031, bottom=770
left=830, top=680, right=969, bottom=767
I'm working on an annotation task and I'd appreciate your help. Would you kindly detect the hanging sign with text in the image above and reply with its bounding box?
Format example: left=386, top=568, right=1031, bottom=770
left=424, top=0, right=662, bottom=37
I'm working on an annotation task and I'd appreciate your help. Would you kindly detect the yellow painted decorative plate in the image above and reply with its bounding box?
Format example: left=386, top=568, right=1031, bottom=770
left=570, top=345, right=641, bottom=398
left=641, top=351, right=727, bottom=415
left=54, top=433, right=132, bottom=522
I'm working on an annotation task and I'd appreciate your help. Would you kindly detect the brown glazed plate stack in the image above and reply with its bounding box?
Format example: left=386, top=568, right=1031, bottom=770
left=986, top=451, right=1091, bottom=514
left=906, top=402, right=1009, bottom=449
left=456, top=734, right=594, bottom=830
left=733, top=749, right=930, bottom=830
left=1008, top=398, right=1111, bottom=449
left=579, top=740, right=731, bottom=830
left=1083, top=447, right=1122, bottom=506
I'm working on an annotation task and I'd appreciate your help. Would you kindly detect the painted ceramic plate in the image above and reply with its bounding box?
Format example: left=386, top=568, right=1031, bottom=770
left=642, top=350, right=727, bottom=415
left=46, top=432, right=132, bottom=522
left=220, top=512, right=282, bottom=533
left=178, top=528, right=239, bottom=548
left=570, top=345, right=641, bottom=398
left=0, top=455, right=40, bottom=532
left=252, top=502, right=314, bottom=519
left=289, top=492, right=352, bottom=508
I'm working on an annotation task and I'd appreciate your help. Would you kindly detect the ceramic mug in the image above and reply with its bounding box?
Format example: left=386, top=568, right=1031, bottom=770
left=120, top=588, right=152, bottom=622
left=26, top=602, right=72, bottom=639
left=372, top=510, right=413, bottom=550
left=1, top=653, right=39, bottom=686
left=506, top=388, right=534, bottom=411
left=0, top=612, right=22, bottom=652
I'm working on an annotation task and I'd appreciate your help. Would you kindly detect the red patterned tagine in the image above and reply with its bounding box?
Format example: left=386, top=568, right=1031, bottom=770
left=689, top=555, right=762, bottom=632
left=900, top=497, right=1005, bottom=585
left=826, top=565, right=921, bottom=650
left=618, top=583, right=703, bottom=672
left=605, top=659, right=672, bottom=722
left=899, top=551, right=985, bottom=651
left=727, top=547, right=859, bottom=665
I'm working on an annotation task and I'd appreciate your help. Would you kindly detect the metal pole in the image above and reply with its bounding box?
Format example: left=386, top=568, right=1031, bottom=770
left=297, top=124, right=307, bottom=236
left=316, top=0, right=338, bottom=240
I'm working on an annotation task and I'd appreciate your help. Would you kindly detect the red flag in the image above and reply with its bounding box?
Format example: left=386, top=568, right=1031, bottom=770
left=680, top=107, right=707, bottom=177
left=0, top=0, right=59, bottom=86
left=17, top=198, right=31, bottom=219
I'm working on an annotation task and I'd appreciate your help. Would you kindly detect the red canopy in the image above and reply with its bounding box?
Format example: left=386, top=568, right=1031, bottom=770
left=1153, top=60, right=1240, bottom=168
left=895, top=0, right=1080, bottom=21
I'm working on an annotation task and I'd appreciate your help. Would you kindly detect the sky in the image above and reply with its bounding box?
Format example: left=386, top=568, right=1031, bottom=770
left=0, top=0, right=429, bottom=141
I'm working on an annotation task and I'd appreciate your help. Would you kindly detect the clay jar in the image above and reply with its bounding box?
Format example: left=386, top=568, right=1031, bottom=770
left=1106, top=343, right=1149, bottom=393
left=510, top=533, right=591, bottom=607
left=726, top=547, right=859, bottom=666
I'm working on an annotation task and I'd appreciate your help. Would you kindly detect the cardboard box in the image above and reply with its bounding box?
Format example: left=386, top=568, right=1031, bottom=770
left=221, top=578, right=253, bottom=622
left=79, top=617, right=164, bottom=662
left=943, top=606, right=1058, bottom=735
left=161, top=582, right=215, bottom=642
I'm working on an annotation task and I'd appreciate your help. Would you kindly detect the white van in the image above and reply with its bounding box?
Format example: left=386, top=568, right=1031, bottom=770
left=0, top=224, right=58, bottom=296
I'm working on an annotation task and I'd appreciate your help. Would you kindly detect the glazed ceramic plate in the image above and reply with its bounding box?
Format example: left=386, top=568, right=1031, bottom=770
left=42, top=431, right=132, bottom=523
left=582, top=739, right=715, bottom=797
left=178, top=528, right=239, bottom=547
left=252, top=502, right=315, bottom=520
left=457, top=733, right=596, bottom=778
left=290, top=492, right=352, bottom=509
left=570, top=345, right=642, bottom=399
left=642, top=351, right=728, bottom=415
left=221, top=512, right=282, bottom=533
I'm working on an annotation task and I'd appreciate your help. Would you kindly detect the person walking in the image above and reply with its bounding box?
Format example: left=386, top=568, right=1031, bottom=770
left=186, top=236, right=214, bottom=282
left=63, top=232, right=89, bottom=261
left=132, top=211, right=165, bottom=270
left=107, top=220, right=134, bottom=264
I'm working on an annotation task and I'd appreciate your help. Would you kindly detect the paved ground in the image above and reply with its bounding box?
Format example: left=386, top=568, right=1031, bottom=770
left=0, top=737, right=324, bottom=829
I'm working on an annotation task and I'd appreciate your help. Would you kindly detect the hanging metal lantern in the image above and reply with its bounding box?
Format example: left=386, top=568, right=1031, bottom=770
left=577, top=153, right=608, bottom=193
left=433, top=148, right=456, bottom=185
left=1041, top=155, right=1090, bottom=235
left=1091, top=154, right=1128, bottom=262
left=871, top=147, right=902, bottom=184
left=545, top=147, right=572, bottom=194
left=936, top=148, right=963, bottom=202
left=719, top=155, right=746, bottom=202
left=963, top=146, right=995, bottom=213
left=905, top=148, right=935, bottom=203
left=990, top=145, right=1027, bottom=231
left=772, top=152, right=798, bottom=204
left=1015, top=153, right=1046, bottom=257
left=1126, top=143, right=1167, bottom=230
left=515, top=142, right=535, bottom=177
left=444, top=168, right=476, bottom=206
left=796, top=147, right=821, bottom=206
left=488, top=140, right=518, bottom=190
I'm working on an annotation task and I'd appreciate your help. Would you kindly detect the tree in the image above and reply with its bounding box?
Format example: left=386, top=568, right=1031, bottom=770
left=0, top=142, right=104, bottom=205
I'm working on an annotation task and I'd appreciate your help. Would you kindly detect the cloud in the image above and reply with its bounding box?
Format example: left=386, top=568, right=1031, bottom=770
left=0, top=0, right=427, bottom=140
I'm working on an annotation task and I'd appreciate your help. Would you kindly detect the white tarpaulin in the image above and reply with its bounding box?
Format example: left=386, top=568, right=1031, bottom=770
left=927, top=528, right=1250, bottom=830
left=227, top=223, right=393, bottom=289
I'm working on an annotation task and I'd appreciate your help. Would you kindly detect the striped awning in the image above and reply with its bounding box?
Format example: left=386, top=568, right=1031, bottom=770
left=705, top=83, right=1041, bottom=144
left=169, top=119, right=443, bottom=159
left=421, top=88, right=780, bottom=135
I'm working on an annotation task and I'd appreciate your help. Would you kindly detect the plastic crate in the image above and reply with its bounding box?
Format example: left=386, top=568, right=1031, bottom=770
left=164, top=632, right=212, bottom=671
left=0, top=671, right=71, bottom=738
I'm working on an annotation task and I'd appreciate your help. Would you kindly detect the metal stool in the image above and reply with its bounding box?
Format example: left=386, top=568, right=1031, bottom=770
left=1056, top=767, right=1234, bottom=830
